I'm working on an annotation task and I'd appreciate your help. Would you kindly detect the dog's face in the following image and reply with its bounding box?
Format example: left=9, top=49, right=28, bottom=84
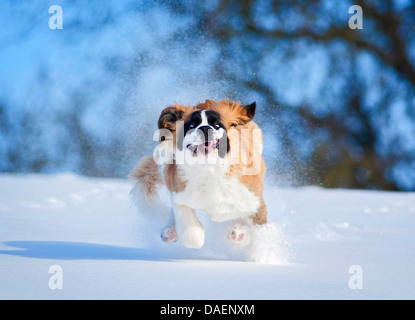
left=157, top=99, right=256, bottom=161
left=181, top=110, right=229, bottom=158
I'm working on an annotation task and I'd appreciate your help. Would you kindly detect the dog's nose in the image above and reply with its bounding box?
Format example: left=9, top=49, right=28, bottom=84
left=198, top=126, right=213, bottom=144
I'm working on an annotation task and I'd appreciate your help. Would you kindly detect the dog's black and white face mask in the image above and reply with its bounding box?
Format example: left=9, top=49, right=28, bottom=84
left=178, top=110, right=230, bottom=158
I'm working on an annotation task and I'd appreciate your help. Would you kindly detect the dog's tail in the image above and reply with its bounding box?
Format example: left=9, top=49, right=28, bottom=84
left=129, top=156, right=170, bottom=223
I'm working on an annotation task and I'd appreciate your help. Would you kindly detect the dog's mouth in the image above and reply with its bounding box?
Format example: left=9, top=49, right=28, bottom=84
left=186, top=139, right=220, bottom=156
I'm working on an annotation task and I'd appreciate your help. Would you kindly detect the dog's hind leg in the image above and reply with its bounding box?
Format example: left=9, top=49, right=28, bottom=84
left=228, top=220, right=252, bottom=247
left=160, top=208, right=178, bottom=243
left=250, top=196, right=267, bottom=225
left=228, top=197, right=267, bottom=247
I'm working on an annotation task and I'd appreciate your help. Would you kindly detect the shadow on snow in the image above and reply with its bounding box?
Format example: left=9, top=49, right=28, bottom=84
left=0, top=241, right=174, bottom=261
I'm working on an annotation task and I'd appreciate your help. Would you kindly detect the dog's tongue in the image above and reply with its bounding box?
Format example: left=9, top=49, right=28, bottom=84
left=201, top=140, right=216, bottom=148
left=189, top=139, right=218, bottom=156
left=199, top=141, right=215, bottom=152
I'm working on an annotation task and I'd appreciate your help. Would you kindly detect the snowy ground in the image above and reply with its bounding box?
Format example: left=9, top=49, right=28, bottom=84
left=0, top=173, right=414, bottom=300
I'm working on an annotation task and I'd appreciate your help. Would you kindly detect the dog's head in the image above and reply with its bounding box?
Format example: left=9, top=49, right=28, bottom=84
left=157, top=99, right=256, bottom=160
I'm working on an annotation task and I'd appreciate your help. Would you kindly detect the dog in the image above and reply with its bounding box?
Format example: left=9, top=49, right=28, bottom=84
left=130, top=99, right=267, bottom=249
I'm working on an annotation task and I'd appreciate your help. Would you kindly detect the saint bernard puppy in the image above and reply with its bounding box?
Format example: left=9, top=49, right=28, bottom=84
left=130, top=99, right=267, bottom=249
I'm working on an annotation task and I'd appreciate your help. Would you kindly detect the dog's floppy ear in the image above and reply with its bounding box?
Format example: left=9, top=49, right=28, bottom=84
left=243, top=102, right=256, bottom=122
left=158, top=105, right=187, bottom=142
left=158, top=106, right=185, bottom=131
left=232, top=101, right=256, bottom=126
left=210, top=100, right=257, bottom=127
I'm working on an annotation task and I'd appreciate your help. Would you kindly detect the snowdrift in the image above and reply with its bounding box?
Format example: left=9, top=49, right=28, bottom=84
left=0, top=174, right=414, bottom=299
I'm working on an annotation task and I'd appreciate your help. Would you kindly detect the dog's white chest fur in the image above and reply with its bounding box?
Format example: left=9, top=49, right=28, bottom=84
left=173, top=163, right=260, bottom=222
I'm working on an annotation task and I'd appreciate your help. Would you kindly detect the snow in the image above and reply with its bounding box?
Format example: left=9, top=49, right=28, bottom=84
left=0, top=173, right=414, bottom=299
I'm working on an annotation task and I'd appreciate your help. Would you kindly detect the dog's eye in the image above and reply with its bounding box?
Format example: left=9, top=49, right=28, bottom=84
left=189, top=124, right=195, bottom=129
left=214, top=124, right=220, bottom=129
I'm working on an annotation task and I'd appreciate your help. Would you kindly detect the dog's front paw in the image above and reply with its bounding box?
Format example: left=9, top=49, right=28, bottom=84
left=180, top=226, right=205, bottom=249
left=228, top=224, right=251, bottom=247
left=161, top=225, right=178, bottom=243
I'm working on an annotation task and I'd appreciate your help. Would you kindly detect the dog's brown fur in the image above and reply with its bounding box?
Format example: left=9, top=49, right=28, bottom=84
left=130, top=156, right=163, bottom=198
left=210, top=99, right=267, bottom=224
